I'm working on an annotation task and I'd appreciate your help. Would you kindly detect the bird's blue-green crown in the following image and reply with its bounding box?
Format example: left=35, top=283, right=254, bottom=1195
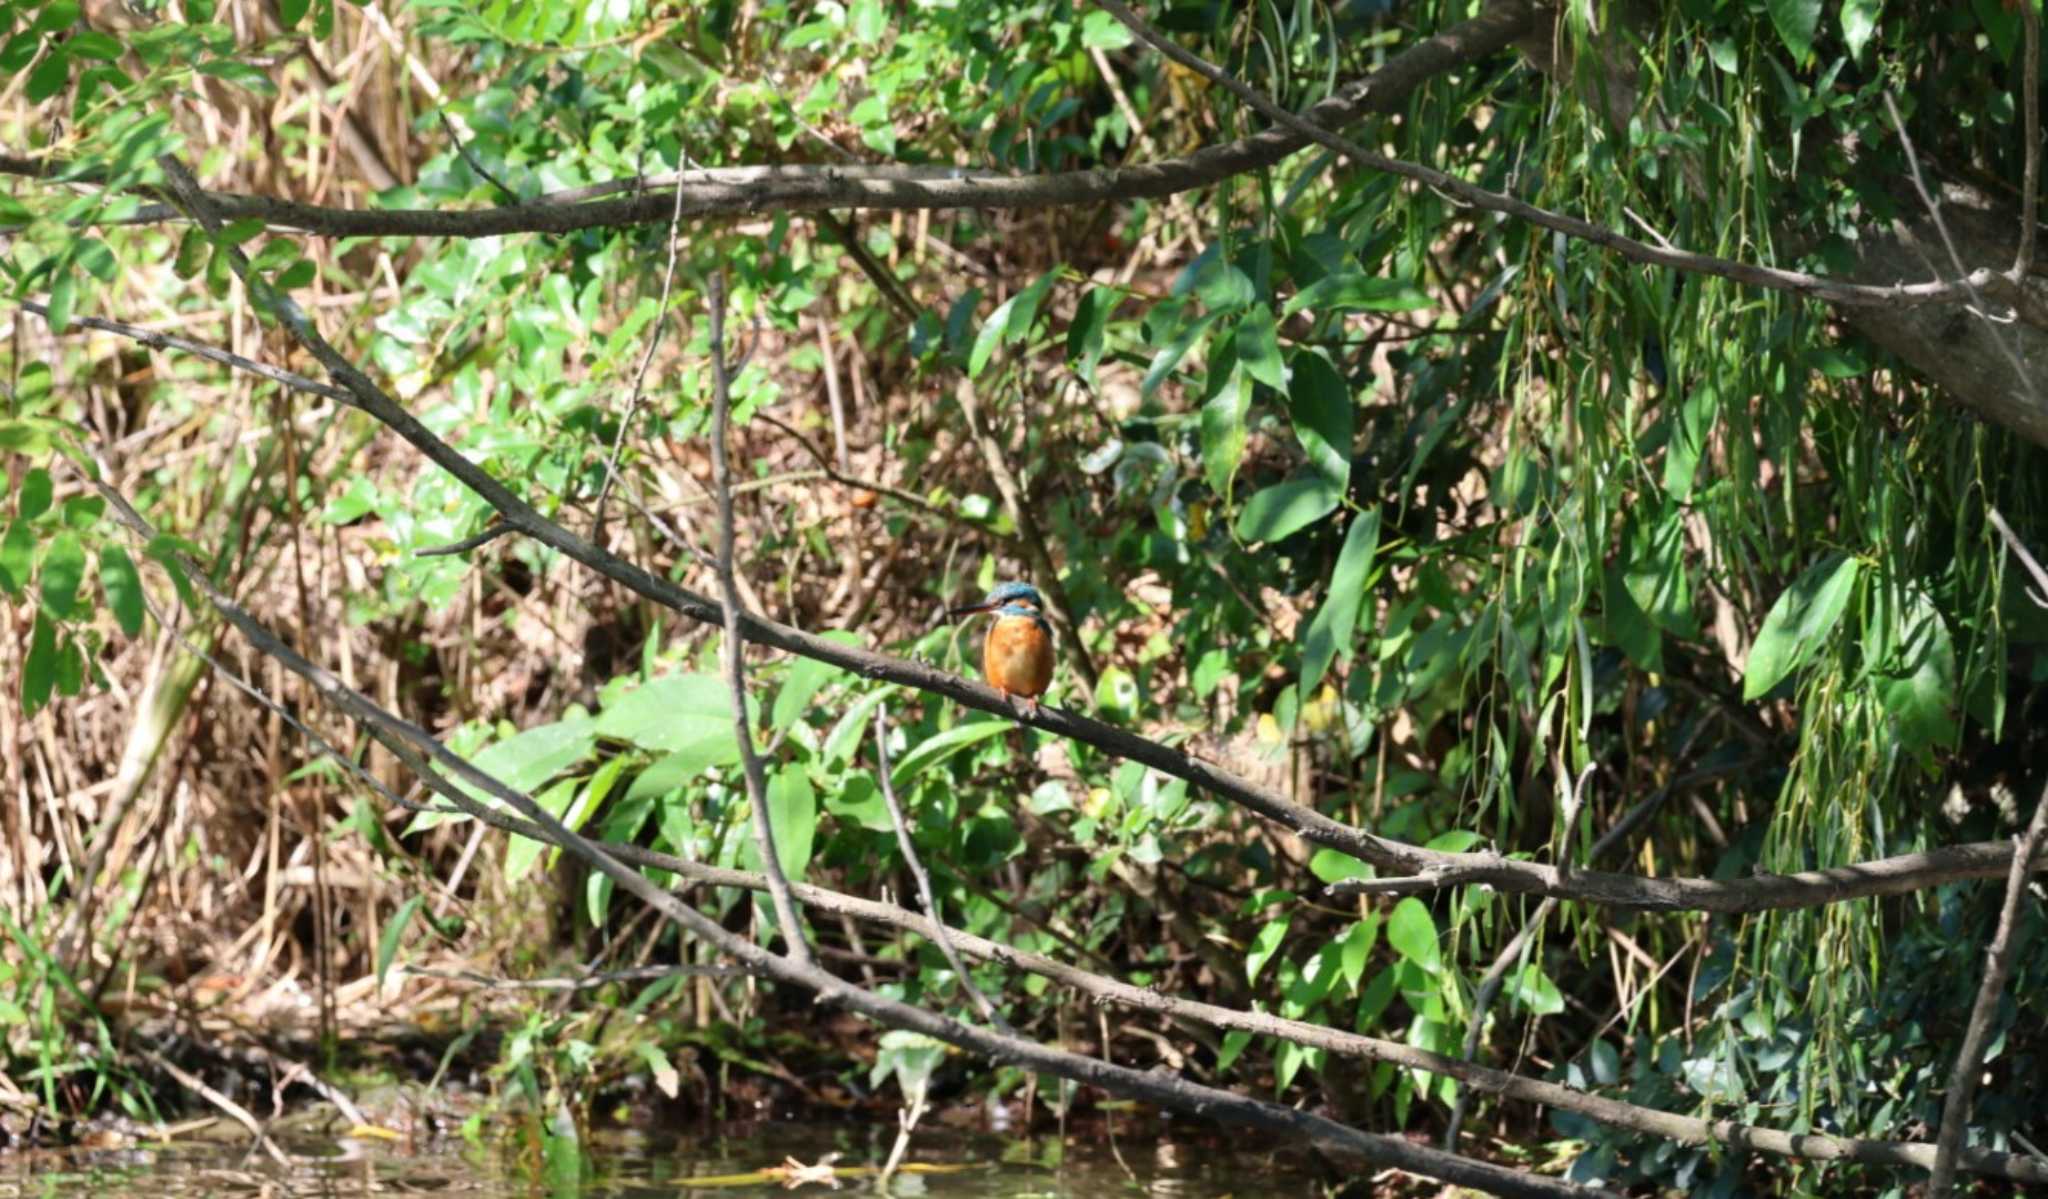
left=984, top=581, right=1043, bottom=609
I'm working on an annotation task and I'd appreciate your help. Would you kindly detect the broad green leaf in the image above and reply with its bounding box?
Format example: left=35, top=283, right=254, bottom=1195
left=1235, top=476, right=1341, bottom=544
left=1286, top=351, right=1353, bottom=490
left=1234, top=307, right=1285, bottom=391
left=823, top=688, right=893, bottom=766
left=1246, top=917, right=1290, bottom=986
left=0, top=521, right=28, bottom=597
left=594, top=672, right=740, bottom=765
left=1840, top=0, right=1882, bottom=58
left=1067, top=286, right=1113, bottom=386
left=196, top=57, right=276, bottom=95
left=1309, top=846, right=1372, bottom=884
left=1622, top=504, right=1695, bottom=637
left=889, top=719, right=1012, bottom=787
left=40, top=531, right=86, bottom=618
left=45, top=267, right=75, bottom=333
left=503, top=776, right=582, bottom=882
left=409, top=714, right=596, bottom=832
left=1603, top=559, right=1662, bottom=671
left=1743, top=553, right=1860, bottom=699
left=1300, top=508, right=1380, bottom=696
left=1387, top=898, right=1440, bottom=974
left=99, top=545, right=144, bottom=636
left=1080, top=9, right=1133, bottom=48
left=764, top=764, right=817, bottom=880
left=1871, top=586, right=1956, bottom=750
left=1662, top=385, right=1716, bottom=500
left=19, top=469, right=52, bottom=521
left=1338, top=918, right=1378, bottom=992
left=1768, top=0, right=1821, bottom=62
left=63, top=31, right=123, bottom=60
left=25, top=52, right=68, bottom=103
left=22, top=611, right=56, bottom=715
left=1140, top=308, right=1225, bottom=397
left=1508, top=963, right=1565, bottom=1016
left=1094, top=665, right=1139, bottom=720
left=771, top=632, right=859, bottom=731
left=1200, top=362, right=1252, bottom=496
left=1281, top=271, right=1431, bottom=318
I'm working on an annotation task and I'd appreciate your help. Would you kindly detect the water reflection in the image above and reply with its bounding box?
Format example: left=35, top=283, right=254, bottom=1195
left=0, top=1120, right=1315, bottom=1197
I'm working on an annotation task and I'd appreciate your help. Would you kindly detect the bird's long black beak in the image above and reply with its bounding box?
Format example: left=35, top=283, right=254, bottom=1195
left=946, top=602, right=996, bottom=620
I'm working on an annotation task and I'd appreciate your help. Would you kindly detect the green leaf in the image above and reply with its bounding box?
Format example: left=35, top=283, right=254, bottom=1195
left=1661, top=385, right=1715, bottom=500
left=376, top=896, right=422, bottom=991
left=1286, top=351, right=1353, bottom=490
left=1768, top=0, right=1822, bottom=62
left=1621, top=504, right=1695, bottom=637
left=1871, top=586, right=1956, bottom=750
left=1, top=34, right=41, bottom=73
left=772, top=644, right=856, bottom=732
left=22, top=610, right=56, bottom=715
left=1387, top=898, right=1440, bottom=974
left=1300, top=508, right=1380, bottom=696
left=1309, top=846, right=1372, bottom=885
left=1508, top=963, right=1565, bottom=1016
left=1140, top=309, right=1225, bottom=397
left=1079, top=9, right=1133, bottom=48
left=503, top=776, right=582, bottom=882
left=1743, top=552, right=1860, bottom=699
left=409, top=715, right=597, bottom=832
left=1840, top=0, right=1882, bottom=58
left=1235, top=476, right=1341, bottom=544
left=594, top=672, right=740, bottom=765
left=277, top=0, right=312, bottom=29
left=72, top=237, right=115, bottom=282
left=1005, top=269, right=1059, bottom=343
left=1246, top=917, right=1290, bottom=986
left=19, top=469, right=53, bottom=521
left=1234, top=307, right=1285, bottom=391
left=1200, top=362, right=1251, bottom=497
left=762, top=764, right=817, bottom=880
left=62, top=31, right=123, bottom=60
left=100, top=546, right=144, bottom=636
left=40, top=531, right=86, bottom=618
left=0, top=522, right=29, bottom=597
left=32, top=1, right=80, bottom=34
left=143, top=534, right=199, bottom=610
left=174, top=227, right=209, bottom=278
left=1093, top=665, right=1139, bottom=719
left=1281, top=271, right=1431, bottom=318
left=848, top=0, right=885, bottom=44
left=1067, top=286, right=1114, bottom=387
left=196, top=57, right=276, bottom=95
left=823, top=688, right=892, bottom=766
left=25, top=49, right=68, bottom=102
left=889, top=719, right=1012, bottom=788
left=1338, top=918, right=1377, bottom=992
left=45, top=267, right=75, bottom=333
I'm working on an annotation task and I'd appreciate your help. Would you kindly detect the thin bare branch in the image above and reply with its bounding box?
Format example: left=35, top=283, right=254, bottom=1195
left=593, top=175, right=689, bottom=537
left=871, top=706, right=1013, bottom=1033
left=2017, top=0, right=2041, bottom=277
left=708, top=270, right=814, bottom=969
left=1928, top=778, right=2048, bottom=1195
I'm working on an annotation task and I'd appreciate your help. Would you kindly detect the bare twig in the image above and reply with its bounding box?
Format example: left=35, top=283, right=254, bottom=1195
left=593, top=175, right=689, bottom=537
left=435, top=109, right=520, bottom=206
left=141, top=1049, right=289, bottom=1166
left=709, top=270, right=814, bottom=969
left=1928, top=778, right=2048, bottom=1196
left=1989, top=507, right=2048, bottom=608
left=871, top=706, right=1014, bottom=1033
left=414, top=520, right=513, bottom=557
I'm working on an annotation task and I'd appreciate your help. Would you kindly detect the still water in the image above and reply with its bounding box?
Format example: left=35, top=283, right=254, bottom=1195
left=0, top=1119, right=1321, bottom=1197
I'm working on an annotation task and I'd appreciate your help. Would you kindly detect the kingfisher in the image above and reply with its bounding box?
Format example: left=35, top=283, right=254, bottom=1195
left=947, top=581, right=1055, bottom=714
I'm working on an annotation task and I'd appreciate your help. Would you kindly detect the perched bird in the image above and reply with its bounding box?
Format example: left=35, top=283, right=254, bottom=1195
left=947, top=581, right=1055, bottom=714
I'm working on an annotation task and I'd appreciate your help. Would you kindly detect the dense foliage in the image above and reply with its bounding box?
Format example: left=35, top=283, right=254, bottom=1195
left=1, top=0, right=2044, bottom=1194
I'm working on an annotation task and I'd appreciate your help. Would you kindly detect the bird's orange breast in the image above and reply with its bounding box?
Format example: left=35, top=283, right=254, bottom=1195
left=983, top=614, right=1054, bottom=698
